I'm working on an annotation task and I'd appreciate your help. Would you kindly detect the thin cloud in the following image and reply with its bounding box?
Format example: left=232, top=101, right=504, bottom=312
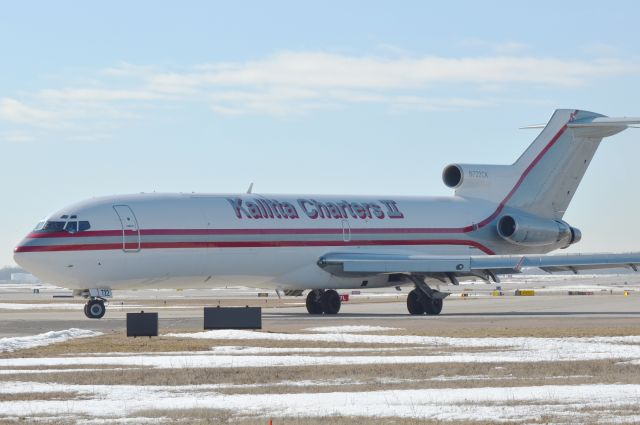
left=458, top=39, right=529, bottom=55
left=39, top=88, right=164, bottom=102
left=0, top=50, right=638, bottom=131
left=0, top=132, right=35, bottom=143
left=0, top=98, right=58, bottom=127
left=147, top=53, right=628, bottom=90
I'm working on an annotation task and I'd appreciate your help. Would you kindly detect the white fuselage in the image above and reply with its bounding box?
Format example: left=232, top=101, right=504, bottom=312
left=13, top=193, right=558, bottom=292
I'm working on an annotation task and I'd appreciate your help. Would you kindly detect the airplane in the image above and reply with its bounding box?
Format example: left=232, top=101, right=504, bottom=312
left=12, top=109, right=640, bottom=319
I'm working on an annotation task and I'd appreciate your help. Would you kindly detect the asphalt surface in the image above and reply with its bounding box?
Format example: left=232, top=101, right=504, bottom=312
left=1, top=291, right=639, bottom=337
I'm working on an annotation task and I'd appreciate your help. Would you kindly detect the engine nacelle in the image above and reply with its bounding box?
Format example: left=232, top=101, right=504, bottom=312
left=497, top=214, right=581, bottom=248
left=442, top=164, right=516, bottom=203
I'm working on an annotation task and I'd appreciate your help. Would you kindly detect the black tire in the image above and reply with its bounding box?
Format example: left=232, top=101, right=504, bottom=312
left=407, top=290, right=425, bottom=315
left=86, top=300, right=106, bottom=319
left=305, top=290, right=323, bottom=314
left=83, top=303, right=90, bottom=318
left=320, top=290, right=341, bottom=314
left=424, top=297, right=443, bottom=315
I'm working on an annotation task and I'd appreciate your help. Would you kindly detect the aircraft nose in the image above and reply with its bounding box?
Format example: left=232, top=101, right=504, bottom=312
left=13, top=239, right=28, bottom=268
left=13, top=235, right=45, bottom=278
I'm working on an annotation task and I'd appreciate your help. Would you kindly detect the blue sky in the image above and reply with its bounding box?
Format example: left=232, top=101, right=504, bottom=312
left=2, top=1, right=640, bottom=266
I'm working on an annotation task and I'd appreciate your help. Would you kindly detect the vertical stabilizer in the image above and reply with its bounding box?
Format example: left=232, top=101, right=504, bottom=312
left=506, top=109, right=605, bottom=218
left=447, top=109, right=639, bottom=219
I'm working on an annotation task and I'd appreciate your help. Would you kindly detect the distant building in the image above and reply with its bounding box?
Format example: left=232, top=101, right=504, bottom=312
left=10, top=273, right=39, bottom=283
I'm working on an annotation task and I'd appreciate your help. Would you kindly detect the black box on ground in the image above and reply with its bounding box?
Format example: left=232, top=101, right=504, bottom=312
left=204, top=307, right=262, bottom=330
left=126, top=311, right=159, bottom=337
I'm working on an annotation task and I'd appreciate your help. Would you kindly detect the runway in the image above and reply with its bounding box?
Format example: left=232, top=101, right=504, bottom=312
left=1, top=291, right=639, bottom=338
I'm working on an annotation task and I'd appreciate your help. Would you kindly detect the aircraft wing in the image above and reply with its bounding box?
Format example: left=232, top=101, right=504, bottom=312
left=317, top=252, right=640, bottom=283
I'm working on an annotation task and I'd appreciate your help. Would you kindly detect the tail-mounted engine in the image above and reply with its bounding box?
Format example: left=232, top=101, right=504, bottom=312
left=442, top=164, right=516, bottom=203
left=496, top=213, right=581, bottom=248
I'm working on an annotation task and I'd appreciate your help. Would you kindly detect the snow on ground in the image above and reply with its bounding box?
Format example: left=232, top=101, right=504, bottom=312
left=0, top=328, right=639, bottom=369
left=0, top=368, right=139, bottom=375
left=207, top=345, right=407, bottom=354
left=62, top=346, right=413, bottom=357
left=166, top=329, right=640, bottom=349
left=162, top=329, right=640, bottom=363
left=0, top=329, right=102, bottom=352
left=2, top=334, right=640, bottom=368
left=0, top=332, right=639, bottom=368
left=304, top=325, right=401, bottom=333
left=0, top=381, right=639, bottom=422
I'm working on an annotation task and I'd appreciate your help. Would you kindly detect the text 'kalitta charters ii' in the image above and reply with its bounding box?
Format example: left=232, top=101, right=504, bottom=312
left=227, top=198, right=404, bottom=220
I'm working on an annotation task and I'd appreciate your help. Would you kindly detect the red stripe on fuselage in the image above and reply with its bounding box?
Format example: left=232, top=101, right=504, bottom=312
left=15, top=239, right=495, bottom=255
left=27, top=226, right=465, bottom=240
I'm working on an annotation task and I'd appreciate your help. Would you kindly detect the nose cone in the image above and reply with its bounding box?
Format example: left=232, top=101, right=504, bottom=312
left=13, top=238, right=29, bottom=269
left=12, top=236, right=48, bottom=283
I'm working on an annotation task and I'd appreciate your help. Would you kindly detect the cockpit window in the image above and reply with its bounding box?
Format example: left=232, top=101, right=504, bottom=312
left=64, top=221, right=78, bottom=234
left=41, top=221, right=66, bottom=232
left=33, top=218, right=91, bottom=234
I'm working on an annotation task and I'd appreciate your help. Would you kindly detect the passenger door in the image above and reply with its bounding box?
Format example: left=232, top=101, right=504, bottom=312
left=113, top=205, right=141, bottom=252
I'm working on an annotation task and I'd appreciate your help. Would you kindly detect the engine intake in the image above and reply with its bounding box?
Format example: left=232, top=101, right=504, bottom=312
left=497, top=214, right=581, bottom=248
left=442, top=164, right=463, bottom=188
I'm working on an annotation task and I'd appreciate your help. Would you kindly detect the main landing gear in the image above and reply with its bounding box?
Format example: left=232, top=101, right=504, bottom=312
left=406, top=275, right=448, bottom=316
left=306, top=289, right=341, bottom=315
left=84, top=298, right=106, bottom=319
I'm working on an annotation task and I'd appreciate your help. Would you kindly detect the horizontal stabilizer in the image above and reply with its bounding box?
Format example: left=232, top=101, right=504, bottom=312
left=569, top=117, right=640, bottom=128
left=568, top=116, right=640, bottom=138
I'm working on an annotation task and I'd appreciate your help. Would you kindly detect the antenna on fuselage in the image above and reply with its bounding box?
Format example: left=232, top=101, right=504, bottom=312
left=246, top=182, right=254, bottom=194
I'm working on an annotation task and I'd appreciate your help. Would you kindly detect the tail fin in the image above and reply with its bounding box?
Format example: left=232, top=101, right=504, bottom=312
left=504, top=109, right=638, bottom=218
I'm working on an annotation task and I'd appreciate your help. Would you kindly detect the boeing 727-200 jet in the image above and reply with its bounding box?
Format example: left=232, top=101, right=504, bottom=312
left=13, top=109, right=640, bottom=318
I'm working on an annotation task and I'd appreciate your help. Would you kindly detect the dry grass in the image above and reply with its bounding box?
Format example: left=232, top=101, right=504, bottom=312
left=1, top=358, right=638, bottom=389
left=381, top=325, right=640, bottom=338
left=0, top=331, right=411, bottom=359
left=6, top=323, right=640, bottom=361
left=2, top=322, right=640, bottom=424
left=0, top=392, right=80, bottom=402
left=0, top=413, right=535, bottom=425
left=125, top=409, right=539, bottom=425
left=0, top=412, right=632, bottom=425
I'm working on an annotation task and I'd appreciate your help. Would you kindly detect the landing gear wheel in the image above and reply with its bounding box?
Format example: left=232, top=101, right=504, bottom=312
left=85, top=299, right=106, bottom=319
left=320, top=289, right=341, bottom=315
left=305, top=290, right=323, bottom=315
left=407, top=290, right=425, bottom=315
left=424, top=297, right=443, bottom=315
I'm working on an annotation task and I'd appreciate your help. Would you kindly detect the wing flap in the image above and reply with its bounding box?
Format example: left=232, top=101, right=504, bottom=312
left=319, top=252, right=640, bottom=277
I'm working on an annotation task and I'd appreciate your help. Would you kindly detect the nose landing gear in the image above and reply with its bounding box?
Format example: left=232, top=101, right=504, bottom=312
left=306, top=289, right=341, bottom=315
left=84, top=298, right=106, bottom=319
